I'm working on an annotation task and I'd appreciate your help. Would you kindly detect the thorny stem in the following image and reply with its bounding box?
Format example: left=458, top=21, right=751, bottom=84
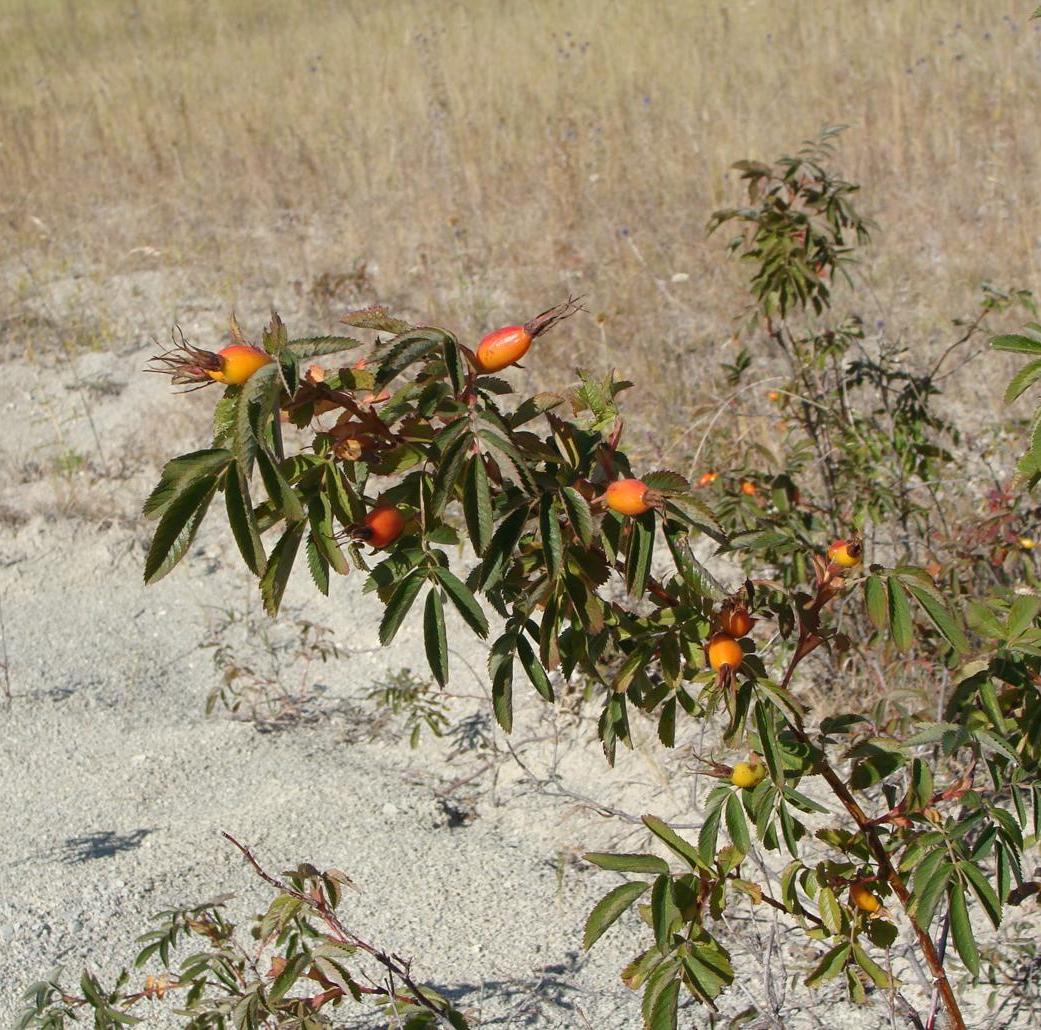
left=795, top=736, right=965, bottom=1029
left=775, top=572, right=967, bottom=1030
left=222, top=832, right=456, bottom=1025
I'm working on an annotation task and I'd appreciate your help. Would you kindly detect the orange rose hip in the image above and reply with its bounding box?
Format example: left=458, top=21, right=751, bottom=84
left=707, top=633, right=743, bottom=673
left=850, top=883, right=882, bottom=914
left=210, top=345, right=274, bottom=385
left=472, top=296, right=582, bottom=374
left=474, top=325, right=533, bottom=373
left=718, top=603, right=753, bottom=638
left=359, top=506, right=405, bottom=549
left=148, top=338, right=273, bottom=388
left=604, top=478, right=652, bottom=516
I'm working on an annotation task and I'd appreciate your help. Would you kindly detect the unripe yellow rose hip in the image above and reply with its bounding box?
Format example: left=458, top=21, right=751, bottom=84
left=731, top=761, right=766, bottom=789
left=828, top=539, right=863, bottom=569
left=850, top=883, right=882, bottom=914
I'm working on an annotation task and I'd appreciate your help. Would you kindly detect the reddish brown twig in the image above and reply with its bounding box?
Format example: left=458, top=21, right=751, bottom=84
left=222, top=832, right=456, bottom=1025
left=773, top=560, right=966, bottom=1030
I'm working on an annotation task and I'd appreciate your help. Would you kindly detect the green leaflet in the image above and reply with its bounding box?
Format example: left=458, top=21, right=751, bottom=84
left=864, top=575, right=888, bottom=630
left=143, top=448, right=232, bottom=519
left=287, top=335, right=363, bottom=359
left=233, top=361, right=280, bottom=474
left=805, top=943, right=850, bottom=987
left=378, top=570, right=425, bottom=645
left=374, top=328, right=449, bottom=388
left=582, top=881, right=649, bottom=950
left=887, top=576, right=913, bottom=651
left=584, top=852, right=670, bottom=875
left=423, top=588, right=449, bottom=687
left=433, top=567, right=489, bottom=638
left=948, top=881, right=980, bottom=977
left=308, top=493, right=349, bottom=576
left=488, top=632, right=515, bottom=732
left=305, top=534, right=330, bottom=596
left=516, top=634, right=554, bottom=701
left=257, top=448, right=305, bottom=523
left=905, top=582, right=967, bottom=654
left=642, top=815, right=710, bottom=873
left=260, top=521, right=306, bottom=616
left=540, top=494, right=563, bottom=580
left=561, top=486, right=594, bottom=547
left=144, top=475, right=218, bottom=584
left=625, top=509, right=655, bottom=598
left=224, top=464, right=267, bottom=575
left=475, top=503, right=531, bottom=590
left=463, top=454, right=493, bottom=555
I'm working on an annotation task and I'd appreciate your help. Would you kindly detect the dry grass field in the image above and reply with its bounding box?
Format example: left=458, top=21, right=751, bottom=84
left=2, top=0, right=1040, bottom=432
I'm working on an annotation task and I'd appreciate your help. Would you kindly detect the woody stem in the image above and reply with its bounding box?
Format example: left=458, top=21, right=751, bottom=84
left=793, top=731, right=966, bottom=1030
left=777, top=618, right=964, bottom=1029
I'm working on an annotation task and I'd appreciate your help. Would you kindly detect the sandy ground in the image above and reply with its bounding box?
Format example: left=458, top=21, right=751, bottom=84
left=0, top=318, right=1022, bottom=1028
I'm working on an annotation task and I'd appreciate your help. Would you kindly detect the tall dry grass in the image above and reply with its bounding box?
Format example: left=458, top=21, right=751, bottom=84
left=1, top=0, right=1039, bottom=429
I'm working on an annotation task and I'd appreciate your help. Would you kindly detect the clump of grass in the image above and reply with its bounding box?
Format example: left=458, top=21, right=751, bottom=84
left=365, top=667, right=451, bottom=749
left=203, top=607, right=340, bottom=731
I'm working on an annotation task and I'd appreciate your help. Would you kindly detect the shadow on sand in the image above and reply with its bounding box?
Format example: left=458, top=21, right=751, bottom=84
left=335, top=949, right=632, bottom=1027
left=56, top=828, right=153, bottom=864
